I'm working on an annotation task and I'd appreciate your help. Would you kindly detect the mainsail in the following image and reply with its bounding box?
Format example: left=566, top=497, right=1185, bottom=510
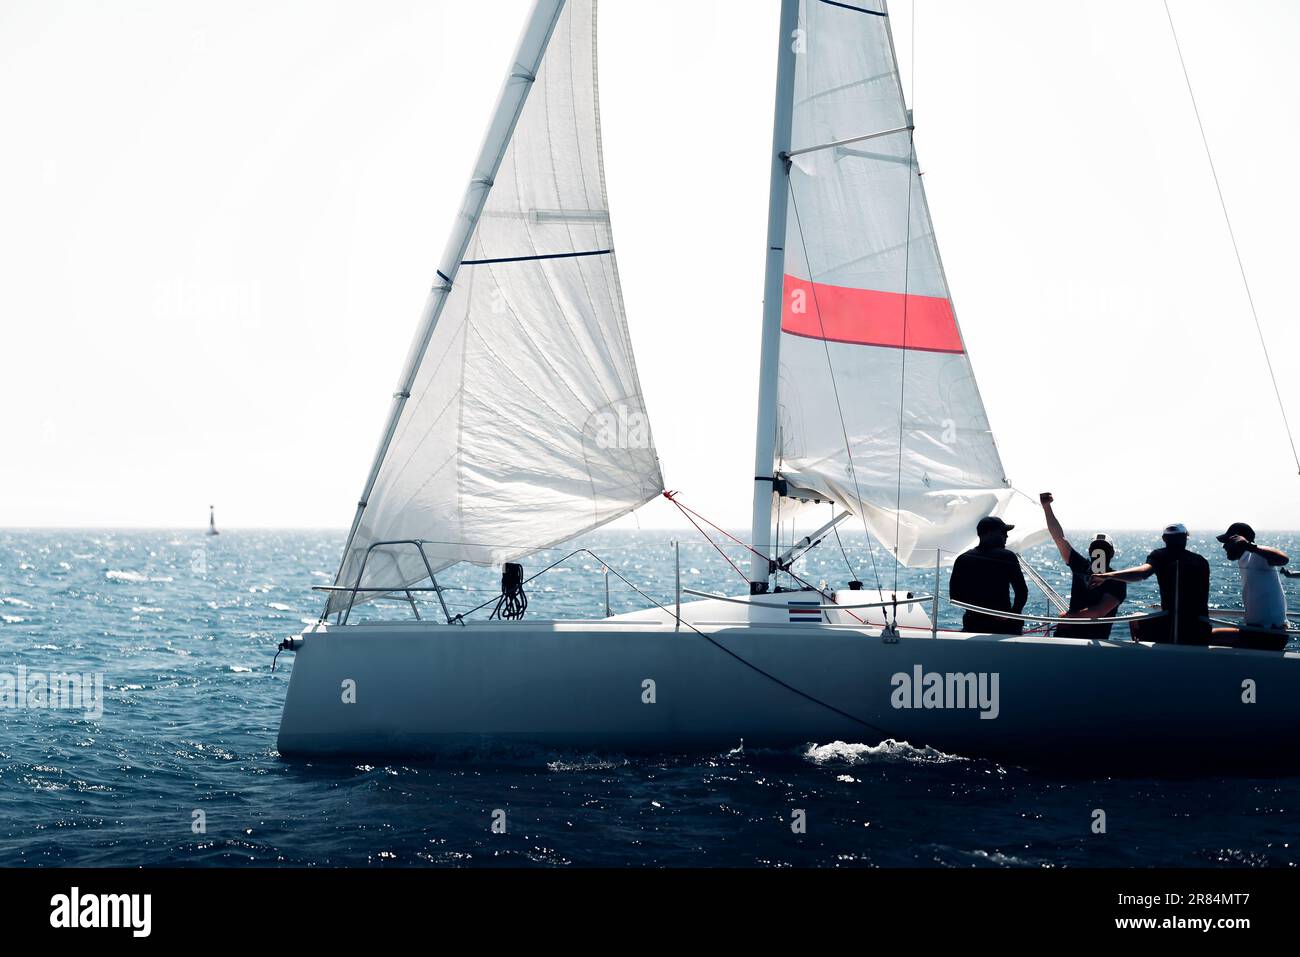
left=328, top=0, right=662, bottom=616
left=769, top=0, right=1043, bottom=567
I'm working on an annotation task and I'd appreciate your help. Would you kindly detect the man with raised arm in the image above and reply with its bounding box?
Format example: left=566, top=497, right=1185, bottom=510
left=1091, top=523, right=1211, bottom=645
left=949, top=516, right=1028, bottom=635
left=1038, top=492, right=1126, bottom=639
left=1211, top=522, right=1290, bottom=651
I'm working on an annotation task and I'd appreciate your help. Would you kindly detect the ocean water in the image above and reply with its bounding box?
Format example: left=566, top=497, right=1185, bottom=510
left=0, top=527, right=1297, bottom=868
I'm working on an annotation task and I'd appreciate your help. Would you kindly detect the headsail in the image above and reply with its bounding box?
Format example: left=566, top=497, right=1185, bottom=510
left=328, top=0, right=662, bottom=616
left=770, top=0, right=1043, bottom=566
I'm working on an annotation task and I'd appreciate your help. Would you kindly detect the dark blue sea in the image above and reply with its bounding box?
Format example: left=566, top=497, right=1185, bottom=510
left=1, top=528, right=1296, bottom=867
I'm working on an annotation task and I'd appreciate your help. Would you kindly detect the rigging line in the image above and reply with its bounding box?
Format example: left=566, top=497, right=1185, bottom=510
left=890, top=0, right=918, bottom=607
left=785, top=181, right=886, bottom=597
left=832, top=521, right=859, bottom=582
left=775, top=475, right=783, bottom=578
left=1162, top=0, right=1300, bottom=475
left=666, top=490, right=865, bottom=621
left=450, top=546, right=670, bottom=622
left=664, top=591, right=892, bottom=739
left=692, top=615, right=892, bottom=737
left=665, top=491, right=766, bottom=562
left=664, top=492, right=752, bottom=584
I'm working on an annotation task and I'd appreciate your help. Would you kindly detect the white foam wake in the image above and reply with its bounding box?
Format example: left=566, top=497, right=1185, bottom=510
left=803, top=739, right=968, bottom=766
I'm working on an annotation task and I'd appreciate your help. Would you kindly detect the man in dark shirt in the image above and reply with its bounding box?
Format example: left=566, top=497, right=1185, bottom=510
left=1091, top=523, right=1211, bottom=645
left=1039, top=492, right=1127, bottom=639
left=949, top=516, right=1029, bottom=634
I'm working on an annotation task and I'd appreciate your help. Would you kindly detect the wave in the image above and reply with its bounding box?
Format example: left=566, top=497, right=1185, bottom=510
left=803, top=739, right=969, bottom=766
left=105, top=570, right=173, bottom=584
left=546, top=755, right=629, bottom=773
left=105, top=570, right=149, bottom=583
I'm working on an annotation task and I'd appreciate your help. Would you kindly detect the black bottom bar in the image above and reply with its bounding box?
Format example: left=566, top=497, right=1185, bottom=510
left=6, top=867, right=1294, bottom=941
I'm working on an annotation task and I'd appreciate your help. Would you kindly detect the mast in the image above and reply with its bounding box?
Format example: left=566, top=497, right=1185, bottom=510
left=332, top=0, right=568, bottom=588
left=748, top=0, right=801, bottom=594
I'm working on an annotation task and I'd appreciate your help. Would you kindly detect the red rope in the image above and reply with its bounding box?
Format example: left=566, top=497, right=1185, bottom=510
left=662, top=491, right=750, bottom=584
left=663, top=491, right=765, bottom=561
left=662, top=491, right=871, bottom=625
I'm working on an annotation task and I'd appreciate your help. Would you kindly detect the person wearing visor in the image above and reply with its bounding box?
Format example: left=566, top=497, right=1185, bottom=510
left=949, top=515, right=1028, bottom=635
left=1038, top=492, right=1126, bottom=639
left=1091, top=523, right=1211, bottom=645
left=1211, top=522, right=1290, bottom=651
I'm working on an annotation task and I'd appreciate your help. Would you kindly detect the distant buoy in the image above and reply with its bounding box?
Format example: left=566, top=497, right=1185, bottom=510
left=207, top=505, right=220, bottom=536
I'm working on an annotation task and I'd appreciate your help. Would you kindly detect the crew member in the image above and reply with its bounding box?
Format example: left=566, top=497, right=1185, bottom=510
left=950, top=516, right=1028, bottom=635
left=1212, top=522, right=1290, bottom=651
left=1039, top=492, right=1126, bottom=639
left=1091, top=523, right=1210, bottom=644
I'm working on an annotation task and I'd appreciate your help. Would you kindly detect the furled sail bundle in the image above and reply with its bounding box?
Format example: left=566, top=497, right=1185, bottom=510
left=773, top=0, right=1043, bottom=565
left=328, top=0, right=662, bottom=615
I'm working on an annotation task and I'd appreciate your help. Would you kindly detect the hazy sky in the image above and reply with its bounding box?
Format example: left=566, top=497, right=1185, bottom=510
left=3, top=0, right=1298, bottom=532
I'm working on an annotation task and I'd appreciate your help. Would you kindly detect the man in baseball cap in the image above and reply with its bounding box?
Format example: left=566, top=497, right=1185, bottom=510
left=950, top=514, right=1028, bottom=634
left=1091, top=522, right=1211, bottom=645
left=1038, top=493, right=1126, bottom=639
left=1212, top=522, right=1290, bottom=650
left=975, top=515, right=1015, bottom=537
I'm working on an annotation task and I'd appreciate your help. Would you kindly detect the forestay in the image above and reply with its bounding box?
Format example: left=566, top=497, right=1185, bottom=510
left=773, top=0, right=1043, bottom=565
left=328, top=0, right=662, bottom=616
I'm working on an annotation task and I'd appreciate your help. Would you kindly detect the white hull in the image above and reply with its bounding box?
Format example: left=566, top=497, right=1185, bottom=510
left=277, top=593, right=1300, bottom=772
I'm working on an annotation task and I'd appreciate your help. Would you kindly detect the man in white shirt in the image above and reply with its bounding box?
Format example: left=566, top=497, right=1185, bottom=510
left=1213, top=522, right=1291, bottom=651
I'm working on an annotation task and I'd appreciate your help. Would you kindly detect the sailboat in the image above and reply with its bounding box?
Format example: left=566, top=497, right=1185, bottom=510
left=207, top=506, right=219, bottom=537
left=277, top=0, right=1300, bottom=770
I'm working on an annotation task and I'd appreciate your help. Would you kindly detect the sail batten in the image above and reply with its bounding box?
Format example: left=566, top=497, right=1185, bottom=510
left=327, top=0, right=662, bottom=616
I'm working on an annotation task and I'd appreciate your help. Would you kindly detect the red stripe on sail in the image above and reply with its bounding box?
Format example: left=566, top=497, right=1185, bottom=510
left=781, top=275, right=965, bottom=354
